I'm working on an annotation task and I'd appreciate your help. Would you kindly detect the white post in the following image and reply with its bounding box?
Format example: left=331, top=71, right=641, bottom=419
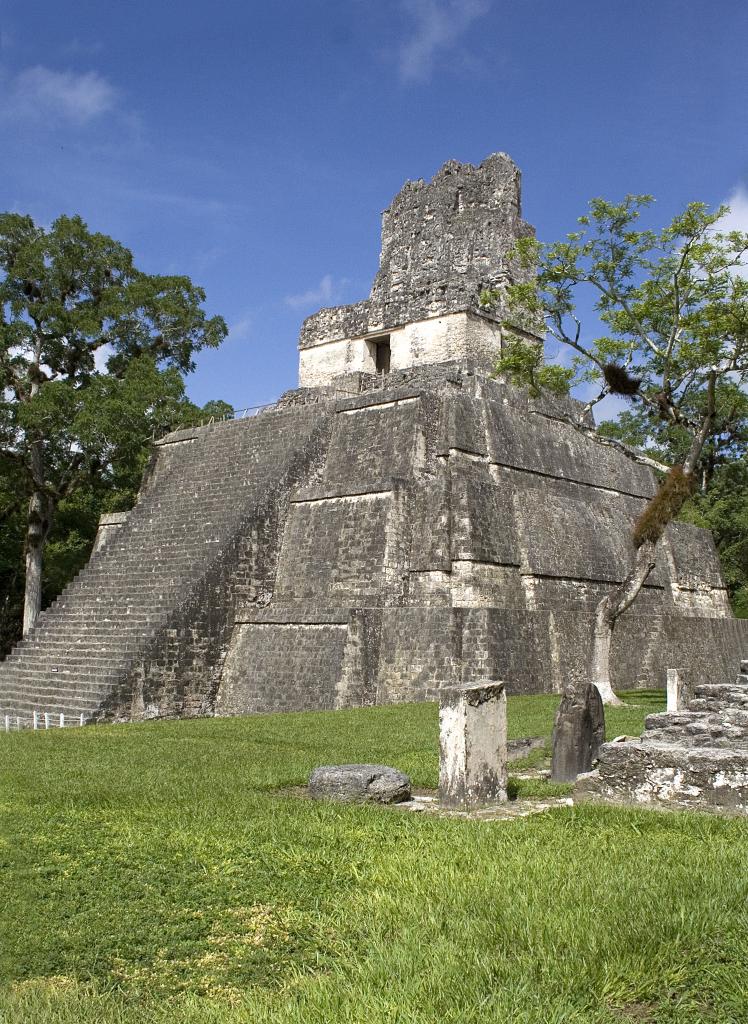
left=438, top=681, right=508, bottom=809
left=59, top=713, right=65, bottom=728
left=666, top=669, right=683, bottom=713
left=4, top=715, right=8, bottom=733
left=33, top=711, right=38, bottom=730
left=79, top=713, right=84, bottom=727
left=44, top=712, right=50, bottom=730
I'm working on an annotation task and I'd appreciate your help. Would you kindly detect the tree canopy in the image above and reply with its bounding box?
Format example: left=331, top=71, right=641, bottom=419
left=0, top=212, right=228, bottom=635
left=489, top=195, right=747, bottom=458
left=486, top=194, right=748, bottom=700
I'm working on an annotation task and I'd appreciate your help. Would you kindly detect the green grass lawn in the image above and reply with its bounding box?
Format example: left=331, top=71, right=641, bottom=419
left=2, top=690, right=748, bottom=1024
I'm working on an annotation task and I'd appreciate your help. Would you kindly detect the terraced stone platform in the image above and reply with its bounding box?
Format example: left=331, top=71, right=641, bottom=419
left=0, top=403, right=330, bottom=723
left=2, top=360, right=745, bottom=726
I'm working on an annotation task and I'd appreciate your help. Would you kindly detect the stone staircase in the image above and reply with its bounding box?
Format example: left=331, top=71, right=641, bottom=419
left=576, top=660, right=748, bottom=814
left=0, top=404, right=328, bottom=724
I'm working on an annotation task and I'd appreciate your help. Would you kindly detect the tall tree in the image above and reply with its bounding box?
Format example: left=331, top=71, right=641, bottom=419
left=0, top=356, right=232, bottom=655
left=487, top=196, right=748, bottom=703
left=0, top=213, right=227, bottom=633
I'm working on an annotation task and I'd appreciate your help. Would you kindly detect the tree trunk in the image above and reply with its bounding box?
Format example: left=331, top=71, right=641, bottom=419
left=23, top=498, right=44, bottom=635
left=591, top=540, right=658, bottom=705
left=22, top=443, right=53, bottom=636
left=589, top=372, right=716, bottom=704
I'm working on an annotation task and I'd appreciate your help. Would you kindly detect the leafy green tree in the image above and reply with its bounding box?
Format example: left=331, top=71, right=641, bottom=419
left=0, top=356, right=232, bottom=653
left=598, top=382, right=748, bottom=619
left=488, top=196, right=748, bottom=703
left=598, top=379, right=747, bottom=493
left=0, top=213, right=227, bottom=634
left=680, top=460, right=748, bottom=618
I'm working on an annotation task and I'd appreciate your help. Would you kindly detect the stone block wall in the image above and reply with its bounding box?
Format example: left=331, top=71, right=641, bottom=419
left=2, top=361, right=745, bottom=725
left=298, top=311, right=510, bottom=387
left=211, top=366, right=746, bottom=716
left=298, top=153, right=541, bottom=388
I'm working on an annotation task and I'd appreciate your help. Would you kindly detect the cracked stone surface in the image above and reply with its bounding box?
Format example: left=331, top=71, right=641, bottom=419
left=308, top=764, right=412, bottom=804
left=576, top=661, right=748, bottom=814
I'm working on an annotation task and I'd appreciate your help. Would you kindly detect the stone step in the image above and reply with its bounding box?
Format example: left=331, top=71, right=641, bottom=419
left=0, top=658, right=126, bottom=674
left=645, top=711, right=701, bottom=730
left=642, top=725, right=748, bottom=751
left=576, top=740, right=748, bottom=812
left=687, top=696, right=748, bottom=716
left=1, top=671, right=128, bottom=688
left=60, top=575, right=193, bottom=589
left=49, top=574, right=196, bottom=594
left=40, top=604, right=169, bottom=619
left=0, top=683, right=117, bottom=704
left=4, top=652, right=140, bottom=669
left=0, top=700, right=107, bottom=718
left=0, top=686, right=113, bottom=706
left=693, top=681, right=748, bottom=698
left=30, top=611, right=163, bottom=625
left=0, top=670, right=123, bottom=688
left=11, top=627, right=151, bottom=644
left=0, top=694, right=115, bottom=713
left=46, top=576, right=200, bottom=599
left=11, top=638, right=144, bottom=654
left=645, top=707, right=748, bottom=740
left=11, top=654, right=130, bottom=670
left=7, top=640, right=148, bottom=660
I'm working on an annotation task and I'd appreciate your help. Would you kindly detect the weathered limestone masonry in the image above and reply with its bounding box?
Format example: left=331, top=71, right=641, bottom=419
left=0, top=153, right=746, bottom=724
left=576, top=660, right=748, bottom=813
left=0, top=406, right=333, bottom=722
left=439, top=682, right=508, bottom=808
left=298, top=153, right=537, bottom=386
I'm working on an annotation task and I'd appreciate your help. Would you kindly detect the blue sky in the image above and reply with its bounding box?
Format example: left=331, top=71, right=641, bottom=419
left=1, top=0, right=747, bottom=416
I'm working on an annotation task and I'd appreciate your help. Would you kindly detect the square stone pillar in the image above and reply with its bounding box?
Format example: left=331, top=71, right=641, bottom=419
left=666, top=669, right=683, bottom=712
left=439, top=681, right=508, bottom=809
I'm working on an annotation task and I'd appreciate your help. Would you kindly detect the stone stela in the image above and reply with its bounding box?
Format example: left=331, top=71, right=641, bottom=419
left=666, top=669, right=683, bottom=712
left=550, top=683, right=605, bottom=783
left=439, top=681, right=508, bottom=809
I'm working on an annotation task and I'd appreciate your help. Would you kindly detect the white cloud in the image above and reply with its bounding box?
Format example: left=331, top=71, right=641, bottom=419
left=285, top=274, right=344, bottom=309
left=397, top=0, right=491, bottom=83
left=719, top=185, right=748, bottom=233
left=93, top=343, right=113, bottom=372
left=1, top=65, right=117, bottom=124
left=718, top=186, right=748, bottom=279
left=228, top=316, right=252, bottom=342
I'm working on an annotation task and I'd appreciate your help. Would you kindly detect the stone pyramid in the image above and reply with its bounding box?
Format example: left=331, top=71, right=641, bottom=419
left=1, top=154, right=745, bottom=725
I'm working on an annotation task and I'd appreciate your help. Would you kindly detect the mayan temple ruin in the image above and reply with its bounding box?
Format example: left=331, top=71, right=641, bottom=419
left=1, top=152, right=746, bottom=725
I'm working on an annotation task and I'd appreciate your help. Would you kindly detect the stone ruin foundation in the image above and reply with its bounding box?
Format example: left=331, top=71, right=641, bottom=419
left=576, top=660, right=748, bottom=813
left=0, top=153, right=746, bottom=726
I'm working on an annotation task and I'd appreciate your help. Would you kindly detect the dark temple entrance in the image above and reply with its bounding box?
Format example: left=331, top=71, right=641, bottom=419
left=372, top=335, right=391, bottom=374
